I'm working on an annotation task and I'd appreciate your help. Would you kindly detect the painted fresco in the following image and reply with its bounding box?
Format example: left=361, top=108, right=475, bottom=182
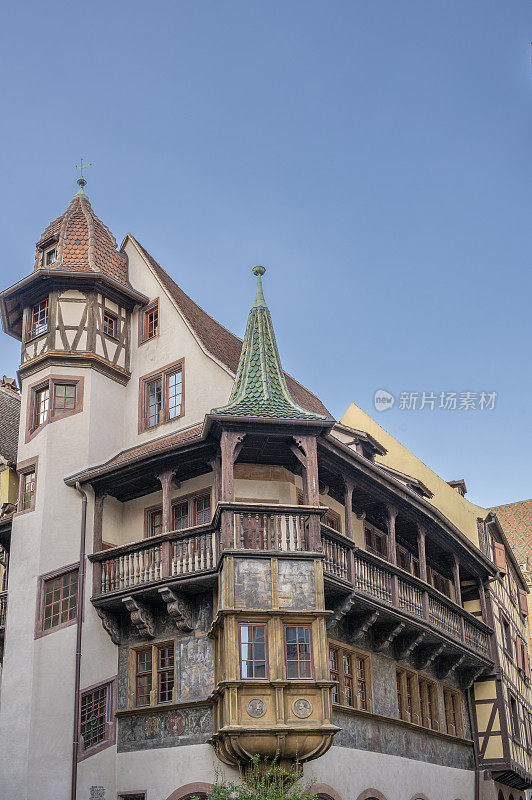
left=234, top=558, right=272, bottom=608
left=278, top=559, right=315, bottom=609
left=178, top=636, right=215, bottom=700
left=117, top=705, right=214, bottom=752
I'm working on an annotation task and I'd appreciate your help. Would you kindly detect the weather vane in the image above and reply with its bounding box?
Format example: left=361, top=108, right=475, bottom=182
left=75, top=157, right=93, bottom=195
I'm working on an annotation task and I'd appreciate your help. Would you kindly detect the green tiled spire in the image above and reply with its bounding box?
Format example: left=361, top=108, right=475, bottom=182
left=212, top=266, right=327, bottom=420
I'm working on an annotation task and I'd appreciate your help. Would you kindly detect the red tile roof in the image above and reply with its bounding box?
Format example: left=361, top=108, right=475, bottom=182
left=129, top=236, right=333, bottom=420
left=35, top=194, right=128, bottom=285
left=491, top=499, right=532, bottom=568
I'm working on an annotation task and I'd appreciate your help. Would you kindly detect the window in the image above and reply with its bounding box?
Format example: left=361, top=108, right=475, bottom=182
left=285, top=625, right=313, bottom=679
left=502, top=615, right=513, bottom=657
left=173, top=501, right=189, bottom=530
left=20, top=469, right=36, bottom=511
left=396, top=543, right=412, bottom=572
left=140, top=301, right=159, bottom=342
left=329, top=643, right=370, bottom=710
left=36, top=566, right=79, bottom=636
left=365, top=526, right=387, bottom=558
left=509, top=692, right=521, bottom=741
left=240, top=624, right=267, bottom=679
left=29, top=377, right=83, bottom=436
left=103, top=310, right=118, bottom=338
left=30, top=298, right=48, bottom=338
left=430, top=568, right=451, bottom=599
left=443, top=687, right=464, bottom=737
left=194, top=494, right=211, bottom=525
left=396, top=667, right=440, bottom=730
left=45, top=247, right=57, bottom=266
left=53, top=383, right=77, bottom=416
left=147, top=508, right=163, bottom=538
left=324, top=511, right=340, bottom=532
left=79, top=679, right=116, bottom=758
left=133, top=642, right=176, bottom=707
left=140, top=361, right=184, bottom=431
left=523, top=706, right=532, bottom=752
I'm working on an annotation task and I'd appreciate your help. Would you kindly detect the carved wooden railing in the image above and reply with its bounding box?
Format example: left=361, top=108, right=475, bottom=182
left=93, top=525, right=217, bottom=595
left=0, top=591, right=7, bottom=629
left=322, top=532, right=491, bottom=658
left=231, top=508, right=310, bottom=552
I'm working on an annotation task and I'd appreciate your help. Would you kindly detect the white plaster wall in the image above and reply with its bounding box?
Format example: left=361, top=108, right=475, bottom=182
left=304, top=746, right=474, bottom=800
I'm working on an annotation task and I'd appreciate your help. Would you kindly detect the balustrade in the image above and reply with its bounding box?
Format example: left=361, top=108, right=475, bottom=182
left=232, top=510, right=310, bottom=551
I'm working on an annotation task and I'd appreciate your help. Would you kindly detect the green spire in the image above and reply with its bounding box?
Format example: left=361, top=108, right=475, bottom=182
left=212, top=266, right=327, bottom=420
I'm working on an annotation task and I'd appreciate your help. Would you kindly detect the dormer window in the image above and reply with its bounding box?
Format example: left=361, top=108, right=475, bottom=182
left=30, top=298, right=49, bottom=339
left=45, top=247, right=57, bottom=266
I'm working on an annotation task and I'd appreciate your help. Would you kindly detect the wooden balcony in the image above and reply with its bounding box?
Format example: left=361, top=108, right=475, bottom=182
left=321, top=527, right=491, bottom=661
left=89, top=504, right=492, bottom=667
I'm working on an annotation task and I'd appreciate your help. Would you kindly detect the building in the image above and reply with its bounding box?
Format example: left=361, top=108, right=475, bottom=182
left=491, top=501, right=532, bottom=654
left=0, top=177, right=530, bottom=800
left=0, top=375, right=20, bottom=664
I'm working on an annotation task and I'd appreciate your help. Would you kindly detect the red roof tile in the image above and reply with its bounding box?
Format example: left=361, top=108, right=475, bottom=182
left=491, top=499, right=532, bottom=568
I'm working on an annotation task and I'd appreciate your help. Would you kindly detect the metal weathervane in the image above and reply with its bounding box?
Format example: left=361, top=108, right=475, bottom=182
left=75, top=157, right=93, bottom=194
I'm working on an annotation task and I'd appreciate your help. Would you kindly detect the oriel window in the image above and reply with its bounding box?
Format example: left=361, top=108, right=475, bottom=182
left=30, top=298, right=49, bottom=338
left=103, top=311, right=118, bottom=338
left=53, top=383, right=76, bottom=416
left=240, top=624, right=267, bottom=679
left=35, top=386, right=49, bottom=427
left=285, top=625, right=312, bottom=679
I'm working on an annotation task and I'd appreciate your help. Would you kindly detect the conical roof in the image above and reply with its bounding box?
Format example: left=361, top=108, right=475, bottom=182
left=212, top=266, right=327, bottom=420
left=34, top=184, right=128, bottom=285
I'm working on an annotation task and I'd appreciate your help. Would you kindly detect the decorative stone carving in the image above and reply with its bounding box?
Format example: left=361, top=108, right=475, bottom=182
left=123, top=596, right=155, bottom=638
left=158, top=586, right=194, bottom=631
left=394, top=631, right=425, bottom=661
left=350, top=610, right=379, bottom=641
left=247, top=698, right=266, bottom=718
left=293, top=699, right=312, bottom=718
left=373, top=621, right=405, bottom=652
left=434, top=653, right=465, bottom=680
left=412, top=642, right=444, bottom=671
left=96, top=607, right=121, bottom=645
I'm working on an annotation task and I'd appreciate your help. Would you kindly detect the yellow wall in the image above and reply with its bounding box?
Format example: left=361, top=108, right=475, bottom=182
left=340, top=403, right=488, bottom=548
left=0, top=464, right=18, bottom=507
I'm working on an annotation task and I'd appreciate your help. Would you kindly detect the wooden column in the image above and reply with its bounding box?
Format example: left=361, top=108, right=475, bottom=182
left=296, top=435, right=321, bottom=550
left=387, top=506, right=397, bottom=565
left=478, top=577, right=487, bottom=623
left=343, top=478, right=355, bottom=540
left=219, top=430, right=245, bottom=549
left=417, top=523, right=430, bottom=620
left=453, top=553, right=462, bottom=607
left=158, top=469, right=175, bottom=533
left=92, top=490, right=107, bottom=596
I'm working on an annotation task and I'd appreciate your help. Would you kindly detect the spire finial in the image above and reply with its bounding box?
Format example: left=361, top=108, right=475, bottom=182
left=252, top=265, right=267, bottom=308
left=75, top=157, right=93, bottom=195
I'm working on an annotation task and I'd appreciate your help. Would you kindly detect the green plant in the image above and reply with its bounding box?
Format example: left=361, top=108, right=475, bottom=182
left=201, top=755, right=316, bottom=800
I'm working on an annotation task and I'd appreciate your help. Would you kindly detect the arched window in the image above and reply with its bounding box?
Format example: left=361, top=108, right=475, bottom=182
left=164, top=784, right=213, bottom=800
left=498, top=791, right=505, bottom=800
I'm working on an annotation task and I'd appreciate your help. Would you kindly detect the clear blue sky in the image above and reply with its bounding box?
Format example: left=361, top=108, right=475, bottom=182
left=1, top=1, right=531, bottom=508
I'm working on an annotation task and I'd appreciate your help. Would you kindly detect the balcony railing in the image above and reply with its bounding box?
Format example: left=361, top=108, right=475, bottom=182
left=0, top=591, right=7, bottom=629
left=89, top=504, right=491, bottom=660
left=321, top=527, right=491, bottom=658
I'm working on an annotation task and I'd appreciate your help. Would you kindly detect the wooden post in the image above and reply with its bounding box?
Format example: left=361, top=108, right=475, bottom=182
left=387, top=506, right=397, bottom=565
left=92, top=490, right=106, bottom=596
left=453, top=553, right=462, bottom=607
left=297, top=435, right=321, bottom=550
left=219, top=431, right=245, bottom=549
left=344, top=478, right=354, bottom=540
left=417, top=523, right=430, bottom=620
left=208, top=455, right=221, bottom=511
left=478, top=577, right=487, bottom=623
left=158, top=470, right=175, bottom=533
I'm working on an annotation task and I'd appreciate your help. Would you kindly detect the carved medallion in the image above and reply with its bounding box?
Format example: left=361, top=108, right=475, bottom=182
left=293, top=698, right=312, bottom=718
left=247, top=698, right=266, bottom=718
left=167, top=711, right=185, bottom=735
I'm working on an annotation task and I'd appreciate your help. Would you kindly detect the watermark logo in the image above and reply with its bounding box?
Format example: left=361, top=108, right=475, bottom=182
left=373, top=390, right=497, bottom=412
left=374, top=389, right=395, bottom=411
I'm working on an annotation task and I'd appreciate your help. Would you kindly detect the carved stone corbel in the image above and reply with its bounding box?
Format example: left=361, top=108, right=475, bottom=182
left=350, top=610, right=379, bottom=642
left=458, top=665, right=486, bottom=690
left=394, top=631, right=425, bottom=661
left=96, top=607, right=121, bottom=645
left=373, top=621, right=405, bottom=652
left=412, top=642, right=444, bottom=671
left=158, top=586, right=194, bottom=631
left=123, top=596, right=155, bottom=638
left=434, top=653, right=465, bottom=680
left=328, top=592, right=357, bottom=627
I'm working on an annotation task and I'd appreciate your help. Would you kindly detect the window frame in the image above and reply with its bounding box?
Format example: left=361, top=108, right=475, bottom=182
left=508, top=691, right=521, bottom=743
left=364, top=524, right=388, bottom=559
left=284, top=623, right=314, bottom=680
left=35, top=562, right=80, bottom=639
left=26, top=375, right=84, bottom=441
left=130, top=640, right=177, bottom=709
left=239, top=622, right=269, bottom=680
left=44, top=246, right=57, bottom=266
left=502, top=614, right=513, bottom=658
left=139, top=299, right=159, bottom=344
left=78, top=677, right=117, bottom=760
left=396, top=666, right=441, bottom=732
left=103, top=309, right=119, bottom=339
left=138, top=359, right=184, bottom=433
left=16, top=456, right=38, bottom=515
left=329, top=640, right=372, bottom=711
left=443, top=685, right=464, bottom=738
left=144, top=490, right=212, bottom=538
left=29, top=297, right=49, bottom=340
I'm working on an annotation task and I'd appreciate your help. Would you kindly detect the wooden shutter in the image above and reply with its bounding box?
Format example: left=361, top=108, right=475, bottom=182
left=516, top=637, right=522, bottom=670
left=493, top=542, right=507, bottom=574
left=525, top=649, right=531, bottom=679
left=519, top=588, right=528, bottom=616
